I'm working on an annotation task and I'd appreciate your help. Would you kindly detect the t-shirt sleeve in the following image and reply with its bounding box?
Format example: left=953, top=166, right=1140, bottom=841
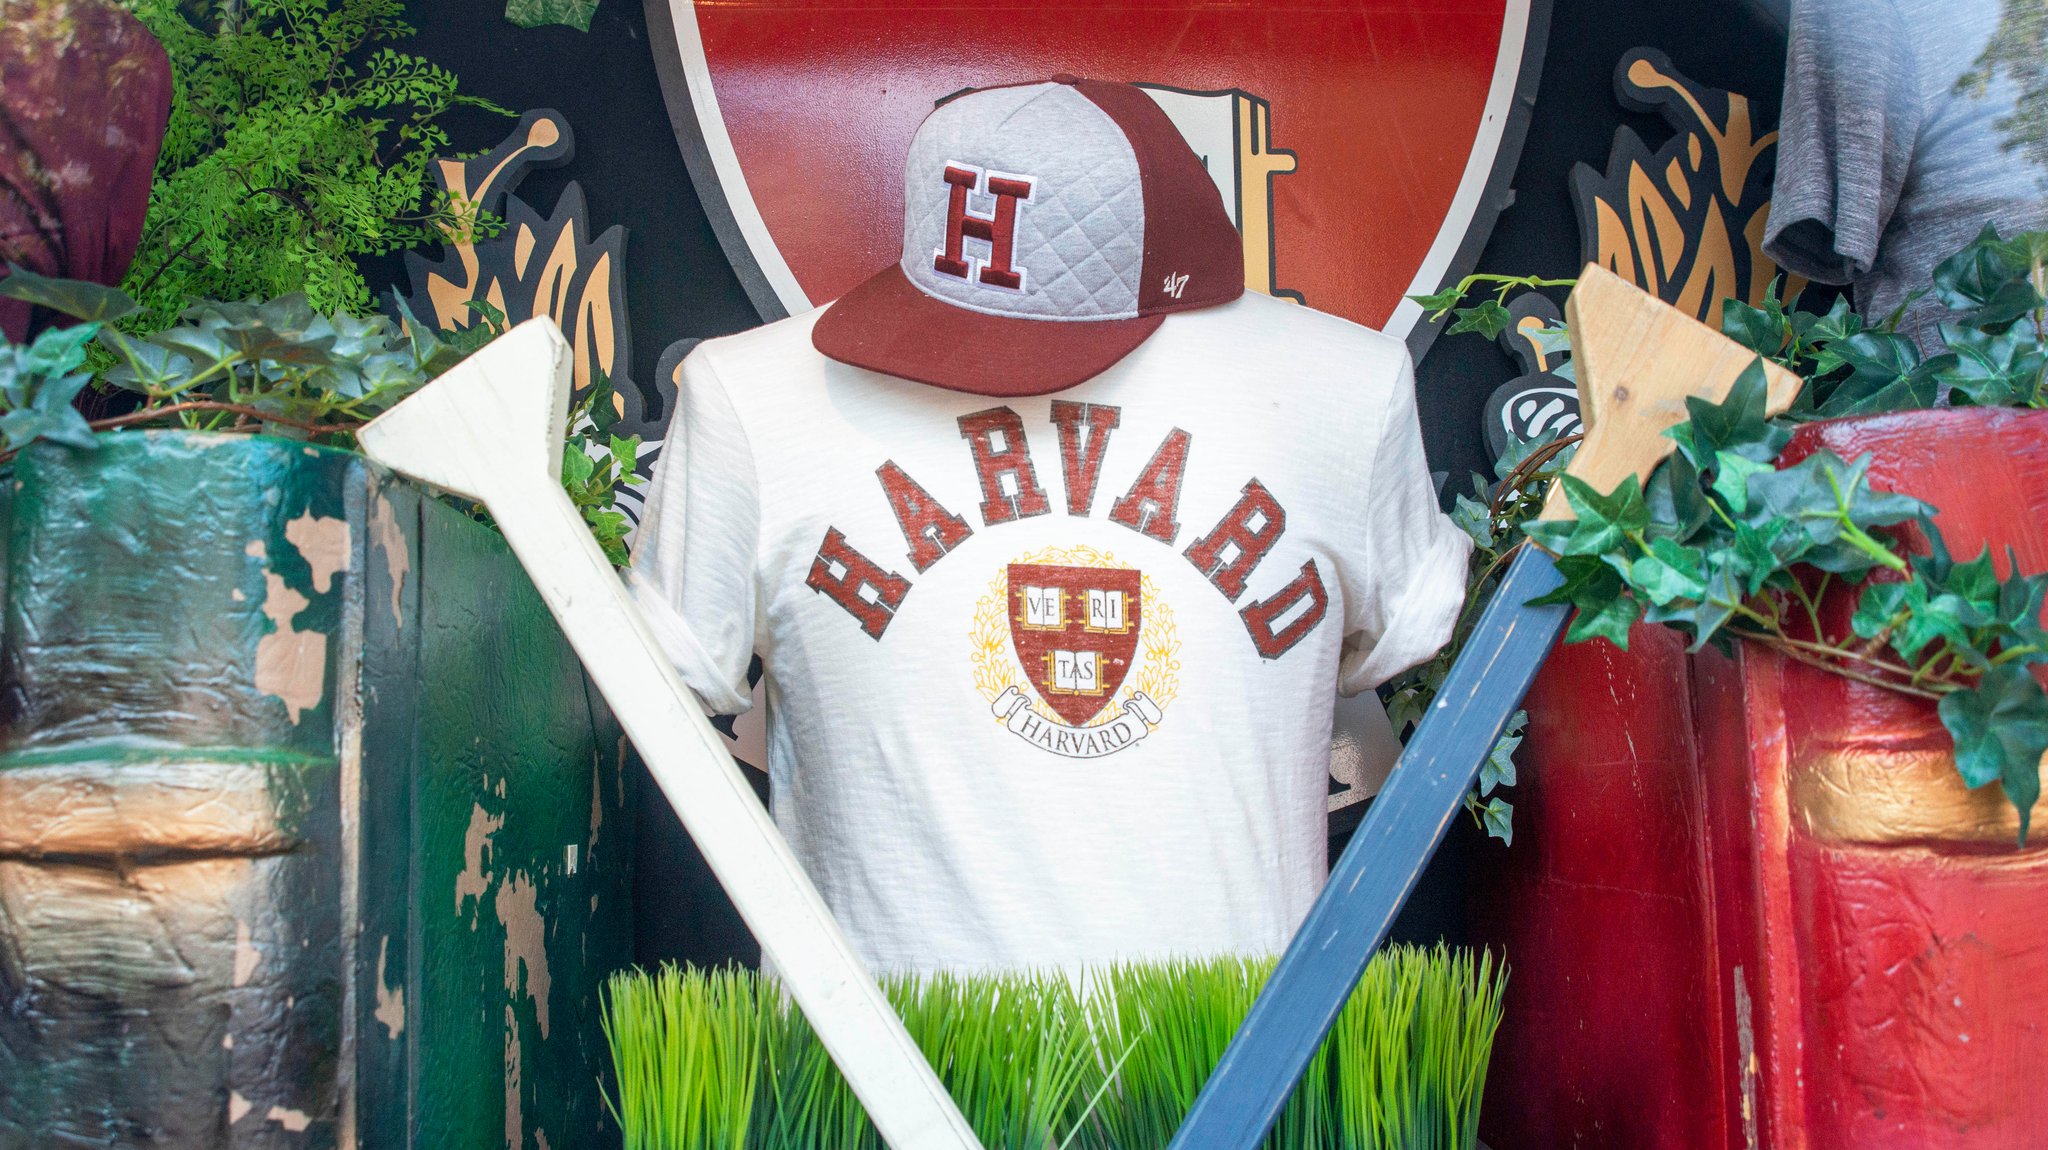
left=1764, top=0, right=1920, bottom=285
left=1335, top=351, right=1473, bottom=695
left=624, top=347, right=761, bottom=715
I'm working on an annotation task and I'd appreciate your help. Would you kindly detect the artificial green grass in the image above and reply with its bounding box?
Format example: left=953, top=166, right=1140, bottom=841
left=602, top=944, right=1506, bottom=1150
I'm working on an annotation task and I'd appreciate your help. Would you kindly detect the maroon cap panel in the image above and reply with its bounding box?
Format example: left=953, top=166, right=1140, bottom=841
left=1072, top=78, right=1245, bottom=316
left=812, top=265, right=1165, bottom=397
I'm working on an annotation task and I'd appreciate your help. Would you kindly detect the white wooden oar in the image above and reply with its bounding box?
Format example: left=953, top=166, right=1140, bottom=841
left=357, top=318, right=983, bottom=1150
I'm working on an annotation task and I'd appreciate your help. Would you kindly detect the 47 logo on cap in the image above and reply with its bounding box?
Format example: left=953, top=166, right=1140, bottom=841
left=934, top=161, right=1036, bottom=291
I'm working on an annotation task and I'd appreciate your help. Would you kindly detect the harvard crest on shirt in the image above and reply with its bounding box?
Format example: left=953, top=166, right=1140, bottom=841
left=805, top=394, right=1335, bottom=760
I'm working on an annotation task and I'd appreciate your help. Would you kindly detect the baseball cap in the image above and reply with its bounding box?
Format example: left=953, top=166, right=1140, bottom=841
left=812, top=75, right=1245, bottom=396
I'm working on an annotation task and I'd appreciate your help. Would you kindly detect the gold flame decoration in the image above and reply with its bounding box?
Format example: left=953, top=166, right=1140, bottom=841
left=399, top=109, right=672, bottom=451
left=1570, top=49, right=1806, bottom=328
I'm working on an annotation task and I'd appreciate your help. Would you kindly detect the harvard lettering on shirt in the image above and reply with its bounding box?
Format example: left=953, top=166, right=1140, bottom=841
left=805, top=402, right=1326, bottom=660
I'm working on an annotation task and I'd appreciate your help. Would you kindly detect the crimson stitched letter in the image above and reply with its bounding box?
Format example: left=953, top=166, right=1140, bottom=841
left=1185, top=479, right=1287, bottom=601
left=958, top=407, right=1052, bottom=525
left=1240, top=560, right=1329, bottom=659
left=933, top=163, right=1033, bottom=290
left=806, top=528, right=912, bottom=639
left=1050, top=400, right=1121, bottom=516
left=877, top=461, right=972, bottom=572
left=1109, top=428, right=1191, bottom=543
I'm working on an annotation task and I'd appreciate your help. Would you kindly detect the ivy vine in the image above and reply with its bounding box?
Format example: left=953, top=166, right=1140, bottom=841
left=1410, top=225, right=2048, bottom=844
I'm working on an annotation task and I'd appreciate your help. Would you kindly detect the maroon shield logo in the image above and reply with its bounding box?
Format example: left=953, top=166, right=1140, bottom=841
left=1007, top=563, right=1143, bottom=726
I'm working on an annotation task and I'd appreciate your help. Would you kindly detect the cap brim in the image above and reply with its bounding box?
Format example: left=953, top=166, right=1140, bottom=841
left=812, top=265, right=1164, bottom=397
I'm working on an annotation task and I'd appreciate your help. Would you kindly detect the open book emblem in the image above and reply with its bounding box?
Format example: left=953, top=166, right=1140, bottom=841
left=1007, top=562, right=1143, bottom=726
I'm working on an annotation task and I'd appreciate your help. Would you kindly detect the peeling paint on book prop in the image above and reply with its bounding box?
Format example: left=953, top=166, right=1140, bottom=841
left=1570, top=48, right=1804, bottom=330
left=0, top=436, right=630, bottom=1148
left=399, top=109, right=673, bottom=514
left=647, top=0, right=1549, bottom=359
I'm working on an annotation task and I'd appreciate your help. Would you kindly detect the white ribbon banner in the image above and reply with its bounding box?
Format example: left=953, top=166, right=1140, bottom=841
left=989, top=687, right=1163, bottom=759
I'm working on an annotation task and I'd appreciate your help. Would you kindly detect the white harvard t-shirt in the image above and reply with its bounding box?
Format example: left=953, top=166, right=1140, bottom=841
left=629, top=290, right=1469, bottom=974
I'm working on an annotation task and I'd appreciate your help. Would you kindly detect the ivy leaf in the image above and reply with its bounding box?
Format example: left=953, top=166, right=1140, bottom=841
left=1908, top=514, right=1959, bottom=585
left=1894, top=581, right=1965, bottom=660
left=151, top=326, right=236, bottom=372
left=1479, top=797, right=1515, bottom=846
left=1727, top=518, right=1794, bottom=595
left=1529, top=552, right=1643, bottom=646
left=1721, top=298, right=1789, bottom=357
left=0, top=405, right=92, bottom=451
left=0, top=263, right=139, bottom=322
left=1667, top=359, right=1791, bottom=468
left=1936, top=323, right=2046, bottom=407
left=1937, top=664, right=2048, bottom=843
left=1526, top=325, right=1574, bottom=359
left=1936, top=545, right=2002, bottom=612
left=18, top=321, right=98, bottom=380
left=1446, top=299, right=1514, bottom=340
left=1994, top=562, right=2048, bottom=658
left=1818, top=331, right=1940, bottom=416
left=1852, top=580, right=1911, bottom=643
left=1643, top=450, right=1712, bottom=542
left=1804, top=294, right=1864, bottom=346
left=1409, top=286, right=1466, bottom=315
left=1528, top=552, right=1616, bottom=608
left=584, top=508, right=632, bottom=566
left=1384, top=683, right=1429, bottom=738
left=1450, top=493, right=1496, bottom=548
left=1710, top=450, right=1775, bottom=514
left=1624, top=536, right=1708, bottom=606
left=1480, top=712, right=1524, bottom=795
left=586, top=370, right=620, bottom=434
left=1644, top=560, right=1748, bottom=651
left=1494, top=427, right=1570, bottom=484
left=1747, top=451, right=1926, bottom=570
left=1566, top=582, right=1643, bottom=647
left=1523, top=474, right=1648, bottom=557
left=1930, top=223, right=2044, bottom=330
left=560, top=443, right=596, bottom=488
left=608, top=434, right=641, bottom=471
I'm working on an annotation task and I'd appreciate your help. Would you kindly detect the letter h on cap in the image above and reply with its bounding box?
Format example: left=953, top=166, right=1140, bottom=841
left=934, top=162, right=1034, bottom=291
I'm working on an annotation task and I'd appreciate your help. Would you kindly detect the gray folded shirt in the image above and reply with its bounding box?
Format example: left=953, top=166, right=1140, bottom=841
left=1766, top=0, right=2047, bottom=351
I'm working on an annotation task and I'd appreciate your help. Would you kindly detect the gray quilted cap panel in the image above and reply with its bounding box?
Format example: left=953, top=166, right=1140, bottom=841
left=899, top=82, right=1146, bottom=321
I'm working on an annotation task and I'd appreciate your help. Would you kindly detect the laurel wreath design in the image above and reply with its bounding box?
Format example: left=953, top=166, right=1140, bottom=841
left=968, top=544, right=1181, bottom=727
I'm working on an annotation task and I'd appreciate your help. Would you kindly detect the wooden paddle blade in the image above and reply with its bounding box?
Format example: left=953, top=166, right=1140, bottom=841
left=1541, top=264, right=1802, bottom=520
left=1165, top=549, right=1570, bottom=1150
left=356, top=317, right=573, bottom=500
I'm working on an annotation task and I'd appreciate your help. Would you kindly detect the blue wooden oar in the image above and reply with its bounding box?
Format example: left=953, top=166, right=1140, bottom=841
left=1172, top=548, right=1563, bottom=1148
left=1167, top=267, right=1803, bottom=1149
